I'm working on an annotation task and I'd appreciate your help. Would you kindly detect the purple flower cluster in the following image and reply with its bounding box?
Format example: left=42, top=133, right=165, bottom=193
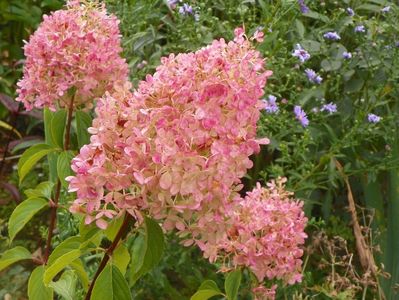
left=294, top=105, right=309, bottom=127
left=342, top=52, right=352, bottom=59
left=305, top=69, right=322, bottom=84
left=355, top=25, right=366, bottom=33
left=292, top=44, right=310, bottom=63
left=323, top=31, right=341, bottom=41
left=381, top=6, right=390, bottom=13
left=321, top=102, right=337, bottom=114
left=179, top=3, right=193, bottom=15
left=263, top=95, right=279, bottom=113
left=297, top=0, right=310, bottom=13
left=368, top=113, right=381, bottom=123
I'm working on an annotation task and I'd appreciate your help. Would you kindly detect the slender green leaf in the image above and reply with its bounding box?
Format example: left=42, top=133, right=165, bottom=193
left=91, top=264, right=132, bottom=300
left=44, top=249, right=81, bottom=284
left=191, top=280, right=223, bottom=300
left=8, top=197, right=48, bottom=242
left=18, top=143, right=56, bottom=184
left=0, top=246, right=31, bottom=271
left=76, top=110, right=92, bottom=148
left=28, top=266, right=53, bottom=300
left=225, top=269, right=242, bottom=300
left=49, top=270, right=77, bottom=300
left=51, top=109, right=67, bottom=149
left=57, top=150, right=74, bottom=187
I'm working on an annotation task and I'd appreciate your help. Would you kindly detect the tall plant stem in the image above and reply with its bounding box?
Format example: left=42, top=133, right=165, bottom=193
left=44, top=95, right=75, bottom=264
left=85, top=213, right=133, bottom=300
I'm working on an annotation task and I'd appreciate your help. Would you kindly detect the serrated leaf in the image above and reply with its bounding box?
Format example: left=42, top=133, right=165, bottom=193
left=225, top=269, right=242, bottom=300
left=113, top=243, right=130, bottom=275
left=28, top=266, right=54, bottom=300
left=191, top=280, right=223, bottom=300
left=91, top=264, right=132, bottom=300
left=129, top=217, right=164, bottom=284
left=57, top=150, right=74, bottom=187
left=18, top=143, right=56, bottom=184
left=0, top=246, right=31, bottom=271
left=49, top=269, right=77, bottom=300
left=51, top=109, right=67, bottom=148
left=8, top=197, right=48, bottom=242
left=76, top=110, right=92, bottom=148
left=24, top=181, right=54, bottom=199
left=44, top=249, right=81, bottom=285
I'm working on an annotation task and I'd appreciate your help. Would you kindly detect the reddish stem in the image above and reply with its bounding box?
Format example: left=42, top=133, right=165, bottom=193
left=85, top=213, right=133, bottom=300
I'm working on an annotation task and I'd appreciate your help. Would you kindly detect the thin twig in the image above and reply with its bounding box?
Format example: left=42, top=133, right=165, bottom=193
left=85, top=213, right=134, bottom=300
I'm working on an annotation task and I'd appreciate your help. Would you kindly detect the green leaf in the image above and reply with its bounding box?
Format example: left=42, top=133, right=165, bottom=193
left=44, top=249, right=81, bottom=285
left=51, top=109, right=67, bottom=149
left=48, top=236, right=81, bottom=265
left=28, top=266, right=54, bottom=300
left=225, top=269, right=242, bottom=300
left=321, top=59, right=342, bottom=72
left=49, top=270, right=77, bottom=300
left=76, top=110, right=92, bottom=148
left=0, top=246, right=31, bottom=271
left=8, top=197, right=48, bottom=242
left=191, top=280, right=223, bottom=300
left=44, top=108, right=58, bottom=183
left=113, top=243, right=130, bottom=275
left=57, top=150, right=74, bottom=187
left=24, top=181, right=54, bottom=199
left=18, top=143, right=56, bottom=184
left=91, top=264, right=132, bottom=300
left=129, top=217, right=164, bottom=284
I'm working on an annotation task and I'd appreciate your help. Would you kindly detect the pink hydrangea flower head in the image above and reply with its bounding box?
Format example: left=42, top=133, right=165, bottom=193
left=16, top=0, right=129, bottom=111
left=196, top=179, right=307, bottom=286
left=68, top=28, right=272, bottom=229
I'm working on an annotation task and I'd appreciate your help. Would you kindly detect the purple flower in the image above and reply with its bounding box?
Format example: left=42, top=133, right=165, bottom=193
left=304, top=69, right=323, bottom=84
left=179, top=3, right=194, bottom=15
left=342, top=52, right=352, bottom=59
left=321, top=102, right=337, bottom=114
left=355, top=25, right=366, bottom=33
left=263, top=95, right=279, bottom=113
left=292, top=44, right=310, bottom=63
left=297, top=0, right=310, bottom=13
left=167, top=0, right=179, bottom=9
left=294, top=105, right=309, bottom=127
left=346, top=7, right=355, bottom=16
left=381, top=6, right=390, bottom=13
left=323, top=32, right=341, bottom=40
left=368, top=113, right=381, bottom=123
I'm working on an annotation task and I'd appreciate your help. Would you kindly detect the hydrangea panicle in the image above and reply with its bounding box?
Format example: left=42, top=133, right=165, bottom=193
left=16, top=0, right=128, bottom=111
